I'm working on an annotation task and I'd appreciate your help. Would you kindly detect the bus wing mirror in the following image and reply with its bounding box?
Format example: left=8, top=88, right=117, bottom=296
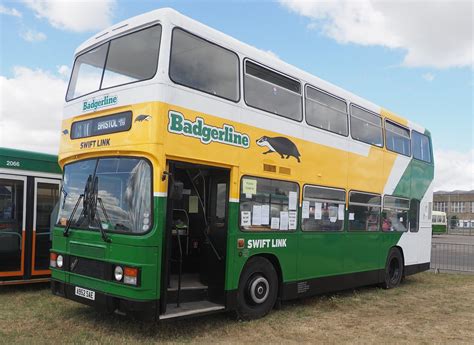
left=170, top=180, right=184, bottom=200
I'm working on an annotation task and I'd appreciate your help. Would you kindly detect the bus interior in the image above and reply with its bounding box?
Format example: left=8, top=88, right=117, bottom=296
left=161, top=161, right=229, bottom=318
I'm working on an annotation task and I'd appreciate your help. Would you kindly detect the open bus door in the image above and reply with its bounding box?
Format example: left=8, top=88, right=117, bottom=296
left=160, top=161, right=229, bottom=319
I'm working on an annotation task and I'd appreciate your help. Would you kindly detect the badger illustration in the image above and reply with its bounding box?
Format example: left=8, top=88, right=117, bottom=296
left=135, top=114, right=151, bottom=122
left=256, top=136, right=301, bottom=163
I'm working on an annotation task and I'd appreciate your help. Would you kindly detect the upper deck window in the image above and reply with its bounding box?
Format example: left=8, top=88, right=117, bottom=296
left=244, top=61, right=302, bottom=121
left=412, top=131, right=432, bottom=163
left=66, top=25, right=162, bottom=101
left=385, top=120, right=411, bottom=156
left=350, top=105, right=383, bottom=147
left=169, top=28, right=240, bottom=102
left=305, top=86, right=348, bottom=136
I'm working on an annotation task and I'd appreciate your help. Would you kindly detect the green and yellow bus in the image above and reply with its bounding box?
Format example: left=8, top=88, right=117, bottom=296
left=432, top=211, right=447, bottom=234
left=1, top=148, right=61, bottom=285
left=51, top=8, right=434, bottom=320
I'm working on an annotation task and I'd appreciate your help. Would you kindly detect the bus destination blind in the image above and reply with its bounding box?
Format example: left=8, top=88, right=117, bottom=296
left=71, top=111, right=132, bottom=139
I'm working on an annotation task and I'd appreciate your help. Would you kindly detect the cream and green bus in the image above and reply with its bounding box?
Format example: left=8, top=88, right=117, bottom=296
left=51, top=8, right=434, bottom=320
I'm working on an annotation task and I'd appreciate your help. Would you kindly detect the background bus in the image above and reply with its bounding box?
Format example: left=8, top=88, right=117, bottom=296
left=0, top=148, right=61, bottom=285
left=51, top=8, right=434, bottom=321
left=432, top=211, right=447, bottom=234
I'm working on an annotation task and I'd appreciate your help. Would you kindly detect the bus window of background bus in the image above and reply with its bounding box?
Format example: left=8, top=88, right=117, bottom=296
left=66, top=25, right=162, bottom=101
left=239, top=177, right=299, bottom=231
left=301, top=185, right=345, bottom=231
left=412, top=131, right=432, bottom=163
left=169, top=28, right=239, bottom=102
left=381, top=196, right=409, bottom=232
left=350, top=105, right=383, bottom=147
left=348, top=192, right=381, bottom=231
left=409, top=199, right=420, bottom=232
left=305, top=86, right=348, bottom=136
left=0, top=178, right=24, bottom=272
left=57, top=158, right=152, bottom=234
left=385, top=120, right=411, bottom=156
left=244, top=61, right=302, bottom=121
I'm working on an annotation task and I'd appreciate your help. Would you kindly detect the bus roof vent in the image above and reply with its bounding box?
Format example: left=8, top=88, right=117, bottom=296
left=279, top=167, right=291, bottom=175
left=263, top=164, right=276, bottom=173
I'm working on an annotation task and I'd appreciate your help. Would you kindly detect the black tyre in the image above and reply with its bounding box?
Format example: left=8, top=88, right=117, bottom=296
left=382, top=248, right=403, bottom=289
left=236, top=257, right=278, bottom=320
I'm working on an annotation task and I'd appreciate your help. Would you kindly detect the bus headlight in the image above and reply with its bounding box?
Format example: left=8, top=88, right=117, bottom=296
left=114, top=266, right=123, bottom=281
left=56, top=255, right=64, bottom=268
left=123, top=267, right=138, bottom=286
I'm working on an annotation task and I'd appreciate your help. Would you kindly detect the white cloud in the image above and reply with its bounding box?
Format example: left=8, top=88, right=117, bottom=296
left=57, top=65, right=70, bottom=78
left=279, top=0, right=473, bottom=69
left=422, top=72, right=435, bottom=82
left=20, top=29, right=47, bottom=42
left=23, top=0, right=116, bottom=32
left=0, top=5, right=22, bottom=17
left=434, top=149, right=474, bottom=191
left=0, top=67, right=67, bottom=154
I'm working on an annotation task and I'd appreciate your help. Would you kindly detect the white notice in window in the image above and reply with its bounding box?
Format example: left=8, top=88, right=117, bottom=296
left=289, top=191, right=298, bottom=211
left=349, top=213, right=355, bottom=221
left=189, top=195, right=198, bottom=214
left=302, top=201, right=310, bottom=219
left=271, top=217, right=280, bottom=230
left=261, top=204, right=270, bottom=225
left=314, top=202, right=322, bottom=220
left=252, top=205, right=262, bottom=226
left=289, top=211, right=297, bottom=230
left=280, top=211, right=289, bottom=230
left=338, top=204, right=345, bottom=220
left=241, top=211, right=251, bottom=226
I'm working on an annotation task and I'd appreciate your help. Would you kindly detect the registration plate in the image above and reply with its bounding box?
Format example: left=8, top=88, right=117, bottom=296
left=75, top=286, right=95, bottom=301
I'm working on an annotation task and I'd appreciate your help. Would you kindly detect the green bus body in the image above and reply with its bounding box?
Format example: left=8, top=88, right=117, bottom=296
left=0, top=147, right=61, bottom=285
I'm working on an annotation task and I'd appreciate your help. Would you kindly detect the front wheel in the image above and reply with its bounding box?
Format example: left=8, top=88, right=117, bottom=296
left=382, top=248, right=403, bottom=289
left=236, top=257, right=278, bottom=320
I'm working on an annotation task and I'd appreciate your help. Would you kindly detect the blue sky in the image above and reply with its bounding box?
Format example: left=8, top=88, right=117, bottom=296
left=0, top=0, right=472, bottom=190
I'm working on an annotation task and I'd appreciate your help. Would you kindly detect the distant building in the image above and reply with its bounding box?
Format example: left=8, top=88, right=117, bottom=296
left=433, top=190, right=474, bottom=228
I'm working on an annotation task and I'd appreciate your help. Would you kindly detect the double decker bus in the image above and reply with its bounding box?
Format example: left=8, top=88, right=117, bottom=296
left=1, top=148, right=61, bottom=285
left=51, top=8, right=434, bottom=320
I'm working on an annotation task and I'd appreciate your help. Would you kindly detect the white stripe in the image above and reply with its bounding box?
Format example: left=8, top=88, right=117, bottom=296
left=0, top=168, right=61, bottom=179
left=383, top=155, right=411, bottom=195
left=154, top=192, right=167, bottom=197
left=229, top=198, right=239, bottom=203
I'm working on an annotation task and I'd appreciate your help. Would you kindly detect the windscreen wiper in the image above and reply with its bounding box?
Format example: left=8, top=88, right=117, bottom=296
left=91, top=176, right=111, bottom=243
left=63, top=194, right=83, bottom=237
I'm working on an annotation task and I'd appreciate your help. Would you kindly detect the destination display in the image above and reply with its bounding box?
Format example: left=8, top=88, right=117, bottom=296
left=71, top=111, right=132, bottom=139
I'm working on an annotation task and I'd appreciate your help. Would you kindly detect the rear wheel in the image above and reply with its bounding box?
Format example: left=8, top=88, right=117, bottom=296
left=236, top=257, right=278, bottom=320
left=382, top=248, right=403, bottom=289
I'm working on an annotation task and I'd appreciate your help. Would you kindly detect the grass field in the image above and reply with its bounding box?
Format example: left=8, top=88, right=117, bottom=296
left=1, top=272, right=473, bottom=344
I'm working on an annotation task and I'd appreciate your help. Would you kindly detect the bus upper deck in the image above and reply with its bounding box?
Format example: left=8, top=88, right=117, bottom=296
left=0, top=148, right=61, bottom=285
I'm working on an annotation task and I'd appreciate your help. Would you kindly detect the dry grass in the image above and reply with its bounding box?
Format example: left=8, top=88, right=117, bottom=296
left=1, top=272, right=473, bottom=344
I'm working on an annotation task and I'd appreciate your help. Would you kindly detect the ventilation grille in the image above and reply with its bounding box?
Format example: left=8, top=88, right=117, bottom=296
left=263, top=164, right=277, bottom=172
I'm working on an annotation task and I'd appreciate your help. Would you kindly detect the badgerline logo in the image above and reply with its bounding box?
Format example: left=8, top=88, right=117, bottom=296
left=168, top=110, right=250, bottom=148
left=82, top=95, right=118, bottom=112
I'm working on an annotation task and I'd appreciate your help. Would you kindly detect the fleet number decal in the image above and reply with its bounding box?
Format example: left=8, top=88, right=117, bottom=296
left=6, top=160, right=20, bottom=167
left=247, top=239, right=287, bottom=249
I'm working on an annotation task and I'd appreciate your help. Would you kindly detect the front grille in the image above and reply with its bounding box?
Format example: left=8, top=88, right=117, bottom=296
left=69, top=256, right=110, bottom=280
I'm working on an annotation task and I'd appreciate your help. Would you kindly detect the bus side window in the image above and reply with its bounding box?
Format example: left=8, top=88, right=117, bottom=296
left=381, top=196, right=410, bottom=232
left=350, top=105, right=383, bottom=147
left=301, top=185, right=345, bottom=231
left=239, top=176, right=299, bottom=232
left=348, top=192, right=381, bottom=232
left=409, top=199, right=420, bottom=232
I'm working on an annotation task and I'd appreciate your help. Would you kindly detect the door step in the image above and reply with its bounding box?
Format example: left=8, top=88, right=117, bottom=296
left=159, top=300, right=225, bottom=320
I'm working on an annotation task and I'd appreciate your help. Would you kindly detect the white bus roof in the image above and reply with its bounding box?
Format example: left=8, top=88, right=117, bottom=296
left=74, top=8, right=425, bottom=132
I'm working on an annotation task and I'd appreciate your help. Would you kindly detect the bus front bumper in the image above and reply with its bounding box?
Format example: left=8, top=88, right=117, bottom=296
left=51, top=279, right=159, bottom=320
